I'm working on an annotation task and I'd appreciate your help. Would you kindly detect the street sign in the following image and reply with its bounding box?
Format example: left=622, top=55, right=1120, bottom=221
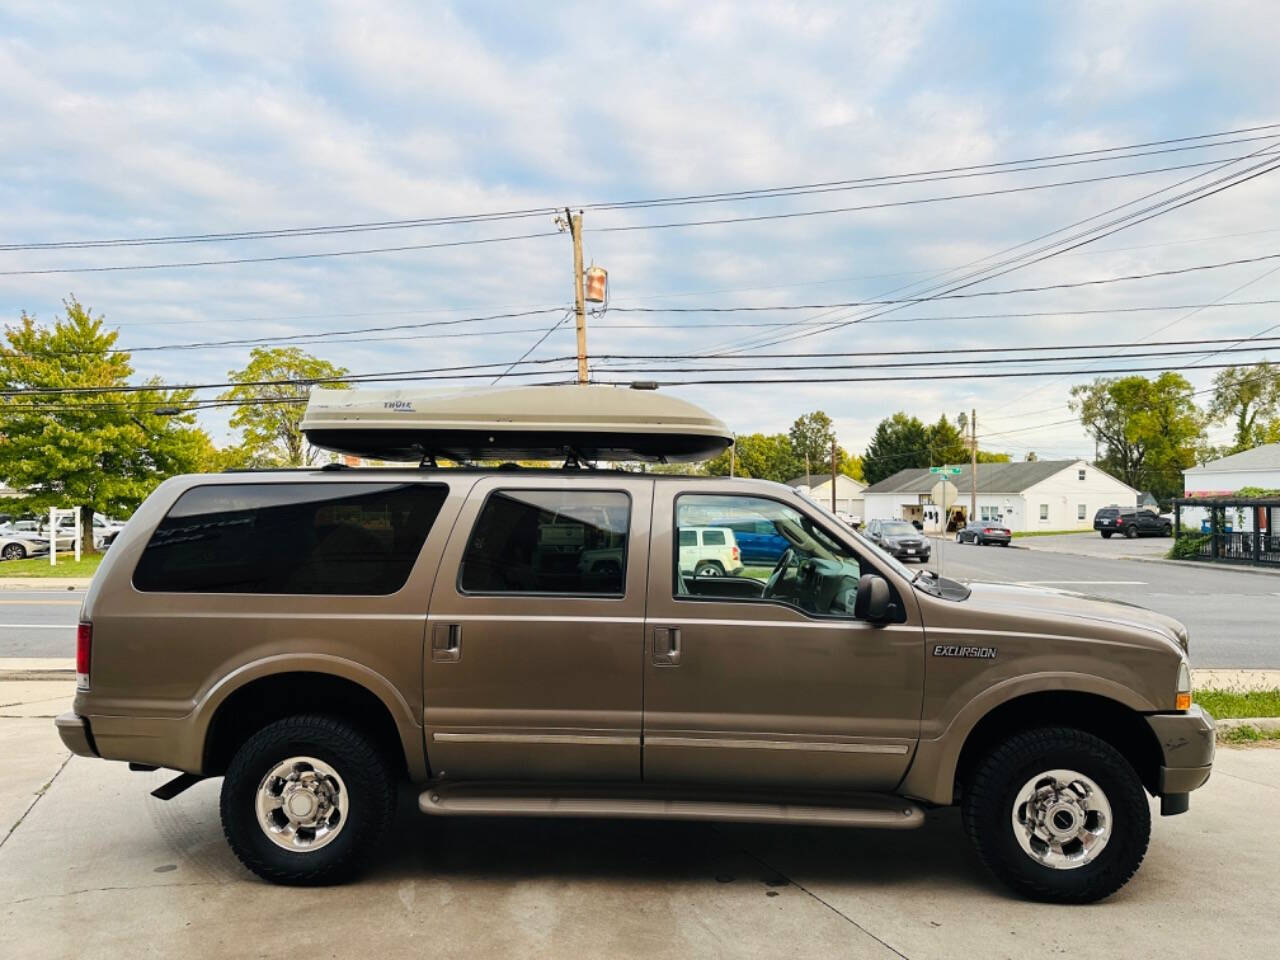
left=930, top=466, right=963, bottom=475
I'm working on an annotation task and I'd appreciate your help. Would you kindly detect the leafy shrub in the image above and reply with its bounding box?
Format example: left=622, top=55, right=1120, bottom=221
left=1166, top=534, right=1210, bottom=560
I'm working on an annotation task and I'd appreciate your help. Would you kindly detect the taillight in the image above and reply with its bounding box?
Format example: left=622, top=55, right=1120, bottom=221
left=1115, top=517, right=1123, bottom=525
left=732, top=546, right=740, bottom=561
left=984, top=528, right=997, bottom=534
left=76, top=622, right=92, bottom=691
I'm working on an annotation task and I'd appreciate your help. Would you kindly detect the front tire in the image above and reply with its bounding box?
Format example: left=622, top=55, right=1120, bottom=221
left=220, top=715, right=397, bottom=886
left=1, top=543, right=26, bottom=560
left=961, top=727, right=1150, bottom=904
left=1125, top=526, right=1138, bottom=539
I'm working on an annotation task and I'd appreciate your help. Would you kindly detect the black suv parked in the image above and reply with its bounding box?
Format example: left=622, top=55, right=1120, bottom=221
left=1093, top=507, right=1172, bottom=539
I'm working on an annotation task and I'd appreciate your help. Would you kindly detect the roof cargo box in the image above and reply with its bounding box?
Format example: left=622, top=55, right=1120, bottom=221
left=301, top=385, right=733, bottom=463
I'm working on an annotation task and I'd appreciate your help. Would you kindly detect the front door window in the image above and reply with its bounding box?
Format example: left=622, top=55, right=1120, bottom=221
left=675, top=494, right=865, bottom=618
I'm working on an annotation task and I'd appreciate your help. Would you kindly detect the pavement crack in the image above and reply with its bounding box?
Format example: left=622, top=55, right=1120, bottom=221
left=0, top=752, right=71, bottom=853
left=1, top=879, right=224, bottom=906
left=0, top=695, right=71, bottom=709
left=713, top=828, right=911, bottom=960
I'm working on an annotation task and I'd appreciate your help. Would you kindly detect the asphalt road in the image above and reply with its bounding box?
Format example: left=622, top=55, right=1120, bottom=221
left=0, top=590, right=82, bottom=659
left=924, top=538, right=1280, bottom=667
left=1, top=540, right=1276, bottom=667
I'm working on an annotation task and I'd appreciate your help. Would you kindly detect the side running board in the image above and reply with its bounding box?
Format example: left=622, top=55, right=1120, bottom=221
left=419, top=782, right=924, bottom=829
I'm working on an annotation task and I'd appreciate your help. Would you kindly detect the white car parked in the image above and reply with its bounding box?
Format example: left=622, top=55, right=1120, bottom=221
left=0, top=531, right=50, bottom=561
left=677, top=526, right=744, bottom=577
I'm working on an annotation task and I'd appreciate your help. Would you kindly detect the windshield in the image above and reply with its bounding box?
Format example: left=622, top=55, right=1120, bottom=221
left=881, top=521, right=916, bottom=536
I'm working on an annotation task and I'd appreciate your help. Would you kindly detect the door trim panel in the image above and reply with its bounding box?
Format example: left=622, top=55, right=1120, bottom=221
left=644, top=736, right=910, bottom=754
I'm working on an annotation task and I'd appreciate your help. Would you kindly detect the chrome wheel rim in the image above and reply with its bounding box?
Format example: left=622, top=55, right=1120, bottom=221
left=1011, top=768, right=1111, bottom=870
left=255, top=756, right=348, bottom=852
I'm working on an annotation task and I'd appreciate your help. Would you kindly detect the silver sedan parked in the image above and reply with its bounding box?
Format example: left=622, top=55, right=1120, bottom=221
left=0, top=531, right=50, bottom=561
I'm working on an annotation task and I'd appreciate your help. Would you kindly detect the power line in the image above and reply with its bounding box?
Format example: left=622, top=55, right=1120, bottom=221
left=8, top=123, right=1276, bottom=252
left=6, top=154, right=1276, bottom=277
left=0, top=230, right=563, bottom=277
left=685, top=148, right=1280, bottom=358
left=604, top=251, right=1280, bottom=314
left=588, top=360, right=1280, bottom=387
left=586, top=155, right=1267, bottom=234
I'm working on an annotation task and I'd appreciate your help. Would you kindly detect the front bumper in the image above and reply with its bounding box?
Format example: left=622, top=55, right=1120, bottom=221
left=54, top=711, right=98, bottom=758
left=886, top=544, right=930, bottom=559
left=1145, top=704, right=1215, bottom=813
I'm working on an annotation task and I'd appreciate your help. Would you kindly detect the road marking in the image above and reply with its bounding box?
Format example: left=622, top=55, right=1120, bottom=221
left=0, top=624, right=73, bottom=629
left=1015, top=580, right=1148, bottom=586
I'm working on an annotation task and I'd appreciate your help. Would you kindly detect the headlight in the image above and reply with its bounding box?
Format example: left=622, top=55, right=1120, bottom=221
left=1176, top=660, right=1191, bottom=711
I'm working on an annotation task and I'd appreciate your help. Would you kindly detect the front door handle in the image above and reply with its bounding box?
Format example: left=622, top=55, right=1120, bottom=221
left=653, top=627, right=681, bottom=666
left=431, top=623, right=462, bottom=663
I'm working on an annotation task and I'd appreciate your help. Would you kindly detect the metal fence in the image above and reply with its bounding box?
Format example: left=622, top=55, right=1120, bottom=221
left=1173, top=498, right=1280, bottom=567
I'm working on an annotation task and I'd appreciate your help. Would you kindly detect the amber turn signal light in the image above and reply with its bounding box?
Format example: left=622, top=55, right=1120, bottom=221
left=1176, top=692, right=1192, bottom=711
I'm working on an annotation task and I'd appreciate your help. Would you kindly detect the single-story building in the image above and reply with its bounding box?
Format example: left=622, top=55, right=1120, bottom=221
left=787, top=473, right=866, bottom=522
left=1181, top=443, right=1280, bottom=530
left=862, top=459, right=1138, bottom=533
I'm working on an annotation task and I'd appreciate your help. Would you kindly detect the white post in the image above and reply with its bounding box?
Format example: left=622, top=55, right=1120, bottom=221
left=74, top=513, right=81, bottom=562
left=49, top=506, right=56, bottom=566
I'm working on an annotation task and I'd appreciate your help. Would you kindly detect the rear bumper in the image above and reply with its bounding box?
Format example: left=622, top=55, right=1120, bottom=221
left=1146, top=705, right=1216, bottom=812
left=54, top=711, right=98, bottom=758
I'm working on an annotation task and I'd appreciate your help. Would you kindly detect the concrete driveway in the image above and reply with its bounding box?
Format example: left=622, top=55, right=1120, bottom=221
left=3, top=678, right=1278, bottom=960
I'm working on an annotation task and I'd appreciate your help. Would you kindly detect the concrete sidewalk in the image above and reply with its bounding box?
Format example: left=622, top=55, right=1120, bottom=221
left=3, top=677, right=1279, bottom=960
left=0, top=578, right=90, bottom=591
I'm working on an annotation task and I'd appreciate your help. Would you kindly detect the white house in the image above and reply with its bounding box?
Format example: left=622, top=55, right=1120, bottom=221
left=787, top=473, right=866, bottom=521
left=861, top=460, right=1138, bottom=533
left=1180, top=444, right=1280, bottom=531
left=1184, top=444, right=1280, bottom=496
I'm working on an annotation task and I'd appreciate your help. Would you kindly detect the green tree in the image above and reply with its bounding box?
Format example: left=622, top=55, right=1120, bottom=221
left=705, top=432, right=800, bottom=482
left=862, top=413, right=930, bottom=485
left=0, top=298, right=210, bottom=551
left=975, top=450, right=1011, bottom=463
left=788, top=411, right=836, bottom=475
left=1070, top=372, right=1205, bottom=500
left=926, top=414, right=969, bottom=465
left=218, top=347, right=350, bottom=466
left=1208, top=363, right=1280, bottom=452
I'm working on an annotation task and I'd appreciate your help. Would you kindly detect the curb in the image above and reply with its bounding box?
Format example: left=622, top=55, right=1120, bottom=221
left=1216, top=717, right=1280, bottom=737
left=1118, top=555, right=1280, bottom=579
left=0, top=578, right=91, bottom=590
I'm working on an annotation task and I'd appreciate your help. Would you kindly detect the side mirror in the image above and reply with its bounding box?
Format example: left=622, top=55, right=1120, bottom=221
left=854, top=574, right=894, bottom=623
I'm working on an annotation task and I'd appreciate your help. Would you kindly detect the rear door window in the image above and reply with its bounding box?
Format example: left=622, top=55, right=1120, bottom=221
left=459, top=489, right=630, bottom=595
left=702, top=529, right=726, bottom=546
left=133, top=482, right=447, bottom=594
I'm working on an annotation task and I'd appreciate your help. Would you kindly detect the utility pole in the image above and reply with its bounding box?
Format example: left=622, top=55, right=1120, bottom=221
left=830, top=436, right=838, bottom=513
left=730, top=433, right=736, bottom=477
left=567, top=207, right=588, bottom=384
left=970, top=408, right=978, bottom=522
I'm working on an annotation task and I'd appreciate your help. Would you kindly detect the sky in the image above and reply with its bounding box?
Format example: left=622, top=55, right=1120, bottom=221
left=2, top=0, right=1280, bottom=461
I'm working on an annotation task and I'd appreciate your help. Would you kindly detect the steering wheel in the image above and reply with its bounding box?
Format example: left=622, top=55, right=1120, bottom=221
left=763, top=547, right=794, bottom=598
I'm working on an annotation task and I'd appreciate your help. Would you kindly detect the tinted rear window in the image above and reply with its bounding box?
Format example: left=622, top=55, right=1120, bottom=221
left=133, top=482, right=446, bottom=595
left=1095, top=508, right=1119, bottom=517
left=458, top=489, right=630, bottom=595
left=702, top=529, right=726, bottom=545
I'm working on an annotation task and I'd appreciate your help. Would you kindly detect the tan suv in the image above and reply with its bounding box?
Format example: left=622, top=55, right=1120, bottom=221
left=56, top=467, right=1213, bottom=902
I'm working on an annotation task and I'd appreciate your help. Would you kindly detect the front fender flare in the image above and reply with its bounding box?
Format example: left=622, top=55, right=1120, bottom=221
left=898, top=672, right=1155, bottom=806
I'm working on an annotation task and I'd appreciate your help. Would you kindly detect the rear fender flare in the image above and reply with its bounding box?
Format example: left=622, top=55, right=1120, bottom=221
left=190, top=653, right=426, bottom=780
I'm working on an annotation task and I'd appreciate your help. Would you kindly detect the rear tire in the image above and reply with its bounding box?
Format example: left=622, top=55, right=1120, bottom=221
left=961, top=727, right=1150, bottom=903
left=1100, top=531, right=1112, bottom=539
left=694, top=561, right=724, bottom=577
left=1, top=543, right=26, bottom=560
left=220, top=714, right=397, bottom=886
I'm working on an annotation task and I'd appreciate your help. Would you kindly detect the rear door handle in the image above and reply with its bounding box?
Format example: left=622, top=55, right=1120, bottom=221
left=653, top=627, right=681, bottom=666
left=431, top=623, right=462, bottom=663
